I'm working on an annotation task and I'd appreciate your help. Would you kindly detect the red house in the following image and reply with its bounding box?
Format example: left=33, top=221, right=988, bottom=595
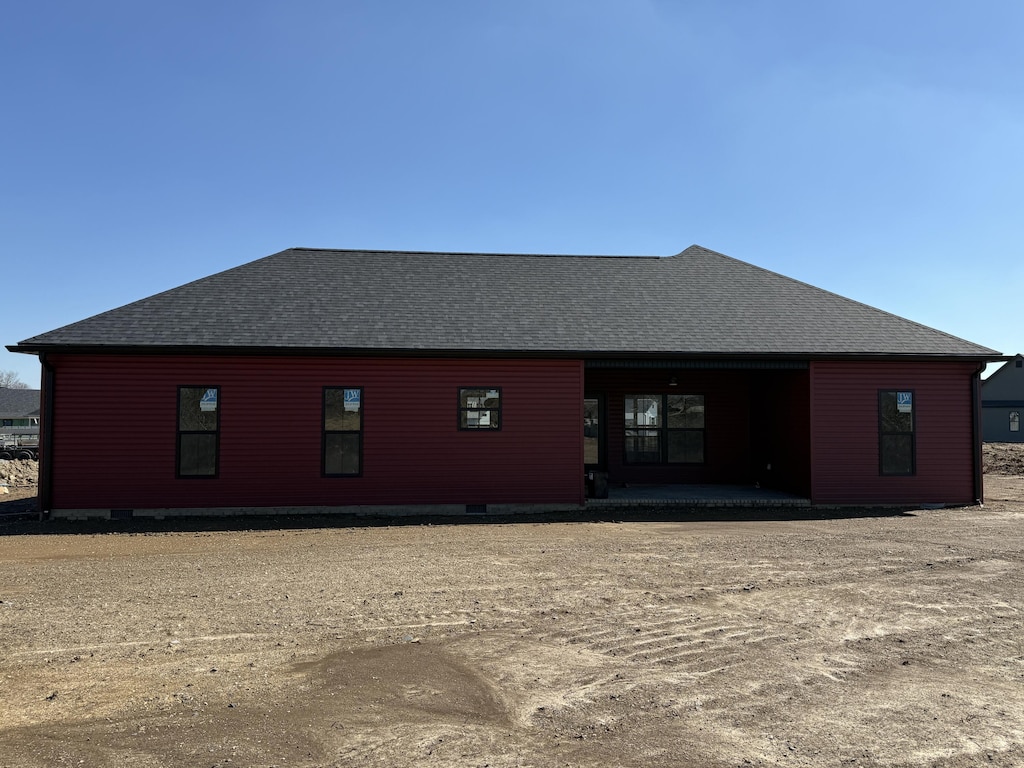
left=8, top=245, right=1001, bottom=518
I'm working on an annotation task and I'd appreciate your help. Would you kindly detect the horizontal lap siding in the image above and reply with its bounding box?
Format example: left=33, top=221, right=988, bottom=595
left=982, top=407, right=1023, bottom=443
left=48, top=355, right=583, bottom=510
left=810, top=361, right=978, bottom=505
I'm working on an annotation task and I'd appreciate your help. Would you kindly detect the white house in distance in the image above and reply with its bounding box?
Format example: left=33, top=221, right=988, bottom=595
left=982, top=354, right=1024, bottom=443
left=0, top=387, right=41, bottom=459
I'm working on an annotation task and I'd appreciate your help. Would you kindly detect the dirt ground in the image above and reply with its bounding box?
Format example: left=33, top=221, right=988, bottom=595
left=1, top=448, right=1023, bottom=767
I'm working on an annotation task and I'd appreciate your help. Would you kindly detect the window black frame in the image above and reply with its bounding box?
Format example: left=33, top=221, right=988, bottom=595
left=322, top=386, right=363, bottom=477
left=878, top=389, right=916, bottom=476
left=176, top=385, right=220, bottom=479
left=1010, top=410, right=1020, bottom=433
left=623, top=393, right=705, bottom=465
left=458, top=387, right=502, bottom=431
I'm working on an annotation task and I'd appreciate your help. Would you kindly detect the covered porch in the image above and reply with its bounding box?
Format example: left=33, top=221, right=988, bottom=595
left=583, top=360, right=812, bottom=500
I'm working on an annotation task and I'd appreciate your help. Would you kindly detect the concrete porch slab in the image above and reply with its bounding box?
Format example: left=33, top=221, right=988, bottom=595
left=587, top=483, right=810, bottom=508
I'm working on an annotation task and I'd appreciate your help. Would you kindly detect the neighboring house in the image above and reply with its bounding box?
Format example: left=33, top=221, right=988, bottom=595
left=7, top=245, right=1002, bottom=518
left=0, top=387, right=41, bottom=442
left=982, top=354, right=1024, bottom=443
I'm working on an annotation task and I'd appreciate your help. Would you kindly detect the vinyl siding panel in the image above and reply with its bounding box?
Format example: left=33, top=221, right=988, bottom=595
left=47, top=354, right=584, bottom=511
left=980, top=357, right=1024, bottom=400
left=982, top=407, right=1024, bottom=443
left=810, top=361, right=979, bottom=505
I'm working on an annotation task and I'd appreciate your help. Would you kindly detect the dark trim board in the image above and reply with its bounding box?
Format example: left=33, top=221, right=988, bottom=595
left=7, top=343, right=1001, bottom=367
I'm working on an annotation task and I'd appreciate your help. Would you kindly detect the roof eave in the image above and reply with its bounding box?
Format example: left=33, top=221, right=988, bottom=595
left=7, top=343, right=1006, bottom=364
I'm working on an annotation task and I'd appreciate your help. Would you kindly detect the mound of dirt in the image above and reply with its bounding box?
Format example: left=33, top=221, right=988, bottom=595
left=982, top=442, right=1024, bottom=475
left=0, top=459, right=37, bottom=489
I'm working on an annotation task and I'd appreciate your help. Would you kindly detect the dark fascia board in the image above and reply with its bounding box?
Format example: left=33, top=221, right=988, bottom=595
left=5, top=343, right=1007, bottom=365
left=982, top=400, right=1024, bottom=408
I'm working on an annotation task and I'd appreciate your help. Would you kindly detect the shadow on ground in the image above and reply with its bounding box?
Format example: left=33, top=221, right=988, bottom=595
left=0, top=499, right=918, bottom=537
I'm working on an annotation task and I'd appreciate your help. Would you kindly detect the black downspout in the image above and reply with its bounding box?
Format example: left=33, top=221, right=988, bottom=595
left=39, top=353, right=55, bottom=520
left=972, top=364, right=984, bottom=505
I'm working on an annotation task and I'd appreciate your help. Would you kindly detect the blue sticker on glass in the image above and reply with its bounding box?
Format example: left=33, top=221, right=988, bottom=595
left=344, top=389, right=361, bottom=410
left=896, top=392, right=912, bottom=413
left=199, top=388, right=218, bottom=412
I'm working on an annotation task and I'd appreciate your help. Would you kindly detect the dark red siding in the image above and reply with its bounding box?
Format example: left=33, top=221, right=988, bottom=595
left=810, top=361, right=979, bottom=505
left=47, top=355, right=584, bottom=511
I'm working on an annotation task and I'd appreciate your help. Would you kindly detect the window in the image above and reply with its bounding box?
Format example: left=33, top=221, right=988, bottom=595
left=879, top=390, right=914, bottom=475
left=177, top=386, right=219, bottom=477
left=667, top=394, right=705, bottom=463
left=323, top=387, right=362, bottom=476
left=624, top=394, right=705, bottom=464
left=1011, top=411, right=1020, bottom=433
left=624, top=395, right=661, bottom=462
left=459, top=388, right=501, bottom=430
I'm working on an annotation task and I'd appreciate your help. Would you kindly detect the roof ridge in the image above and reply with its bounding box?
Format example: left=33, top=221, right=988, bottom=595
left=286, top=247, right=663, bottom=259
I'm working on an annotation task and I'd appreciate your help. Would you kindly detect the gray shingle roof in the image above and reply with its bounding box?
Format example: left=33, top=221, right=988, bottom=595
left=0, top=388, right=40, bottom=419
left=11, top=245, right=998, bottom=358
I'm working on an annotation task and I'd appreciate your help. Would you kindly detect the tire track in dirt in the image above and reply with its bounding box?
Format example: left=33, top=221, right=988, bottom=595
left=522, top=599, right=787, bottom=715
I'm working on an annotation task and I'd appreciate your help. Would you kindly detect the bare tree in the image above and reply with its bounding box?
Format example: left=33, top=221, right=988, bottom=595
left=0, top=369, right=31, bottom=389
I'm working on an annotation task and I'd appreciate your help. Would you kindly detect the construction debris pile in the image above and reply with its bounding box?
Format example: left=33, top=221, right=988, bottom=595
left=983, top=442, right=1024, bottom=476
left=0, top=459, right=38, bottom=492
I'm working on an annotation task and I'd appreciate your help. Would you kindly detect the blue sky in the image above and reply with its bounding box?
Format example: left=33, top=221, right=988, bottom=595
left=3, top=1, right=1022, bottom=385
